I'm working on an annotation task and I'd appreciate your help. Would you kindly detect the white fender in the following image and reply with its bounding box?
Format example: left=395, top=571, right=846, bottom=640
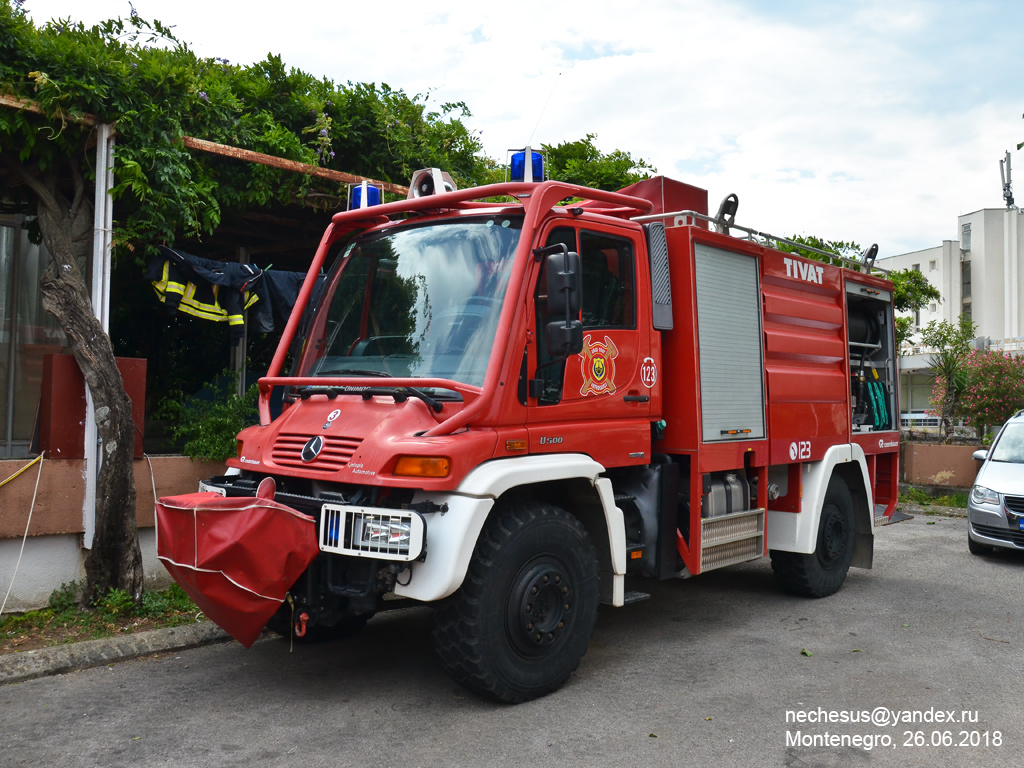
left=394, top=454, right=625, bottom=604
left=766, top=443, right=874, bottom=555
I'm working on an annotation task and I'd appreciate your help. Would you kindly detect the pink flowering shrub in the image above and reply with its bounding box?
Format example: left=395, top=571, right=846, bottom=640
left=957, top=350, right=1024, bottom=434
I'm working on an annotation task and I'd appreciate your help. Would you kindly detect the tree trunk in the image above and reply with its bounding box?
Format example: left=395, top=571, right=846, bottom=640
left=15, top=160, right=143, bottom=604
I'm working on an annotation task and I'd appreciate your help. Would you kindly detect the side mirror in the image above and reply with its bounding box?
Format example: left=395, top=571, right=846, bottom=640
left=545, top=250, right=581, bottom=318
left=545, top=320, right=583, bottom=358
left=972, top=449, right=988, bottom=462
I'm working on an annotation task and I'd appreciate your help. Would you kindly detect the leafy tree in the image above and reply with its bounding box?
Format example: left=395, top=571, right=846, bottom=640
left=542, top=133, right=655, bottom=191
left=0, top=2, right=495, bottom=603
left=775, top=235, right=862, bottom=264
left=889, top=268, right=941, bottom=349
left=921, top=315, right=977, bottom=439
left=959, top=350, right=1024, bottom=437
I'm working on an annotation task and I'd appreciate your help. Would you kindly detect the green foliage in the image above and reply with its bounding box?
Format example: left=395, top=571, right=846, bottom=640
left=0, top=3, right=497, bottom=256
left=899, top=486, right=968, bottom=509
left=894, top=316, right=915, bottom=349
left=1, top=583, right=199, bottom=650
left=47, top=580, right=82, bottom=612
left=959, top=350, right=1024, bottom=436
left=776, top=235, right=863, bottom=265
left=920, top=314, right=977, bottom=356
left=922, top=315, right=978, bottom=438
left=158, top=372, right=258, bottom=461
left=889, top=267, right=941, bottom=313
left=888, top=267, right=942, bottom=348
left=95, top=587, right=136, bottom=617
left=139, top=584, right=195, bottom=617
left=542, top=133, right=655, bottom=191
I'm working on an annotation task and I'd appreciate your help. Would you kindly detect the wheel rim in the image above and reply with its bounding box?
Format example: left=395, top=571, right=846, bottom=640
left=818, top=503, right=849, bottom=569
left=506, top=556, right=574, bottom=658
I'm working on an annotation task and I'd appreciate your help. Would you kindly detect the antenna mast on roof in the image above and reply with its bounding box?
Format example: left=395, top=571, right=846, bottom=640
left=1000, top=150, right=1015, bottom=209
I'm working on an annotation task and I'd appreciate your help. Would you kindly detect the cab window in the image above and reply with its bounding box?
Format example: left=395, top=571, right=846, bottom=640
left=531, top=227, right=637, bottom=405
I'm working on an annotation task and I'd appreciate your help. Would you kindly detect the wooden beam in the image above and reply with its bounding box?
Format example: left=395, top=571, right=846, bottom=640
left=0, top=93, right=97, bottom=125
left=181, top=136, right=409, bottom=196
left=0, top=95, right=411, bottom=196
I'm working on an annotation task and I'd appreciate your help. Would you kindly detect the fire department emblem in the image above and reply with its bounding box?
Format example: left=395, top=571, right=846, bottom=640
left=580, top=334, right=619, bottom=396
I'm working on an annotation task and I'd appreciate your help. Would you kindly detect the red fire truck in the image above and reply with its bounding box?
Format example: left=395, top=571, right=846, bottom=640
left=157, top=168, right=900, bottom=703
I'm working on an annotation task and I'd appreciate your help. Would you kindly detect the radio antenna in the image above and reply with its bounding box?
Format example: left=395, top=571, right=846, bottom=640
left=527, top=72, right=562, bottom=147
left=1000, top=150, right=1015, bottom=209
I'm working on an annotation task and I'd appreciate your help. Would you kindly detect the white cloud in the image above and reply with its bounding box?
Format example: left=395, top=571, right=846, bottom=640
left=21, top=0, right=1024, bottom=256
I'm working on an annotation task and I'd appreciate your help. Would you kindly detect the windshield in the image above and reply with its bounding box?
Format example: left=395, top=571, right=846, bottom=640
left=990, top=421, right=1024, bottom=463
left=294, top=215, right=522, bottom=389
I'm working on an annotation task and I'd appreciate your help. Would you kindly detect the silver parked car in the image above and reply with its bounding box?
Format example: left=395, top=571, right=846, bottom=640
left=968, top=409, right=1024, bottom=555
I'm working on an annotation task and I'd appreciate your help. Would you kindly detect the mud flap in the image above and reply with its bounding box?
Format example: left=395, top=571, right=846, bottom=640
left=156, top=481, right=319, bottom=647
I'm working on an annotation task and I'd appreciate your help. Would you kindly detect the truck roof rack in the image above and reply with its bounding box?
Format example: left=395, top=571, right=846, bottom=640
left=632, top=209, right=888, bottom=276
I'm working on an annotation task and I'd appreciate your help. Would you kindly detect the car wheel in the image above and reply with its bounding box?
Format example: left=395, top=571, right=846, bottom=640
left=771, top=475, right=856, bottom=598
left=967, top=529, right=991, bottom=556
left=432, top=501, right=600, bottom=703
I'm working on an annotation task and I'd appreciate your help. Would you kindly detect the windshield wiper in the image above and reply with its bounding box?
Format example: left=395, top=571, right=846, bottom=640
left=301, top=369, right=444, bottom=412
left=313, top=367, right=391, bottom=377
left=360, top=386, right=443, bottom=413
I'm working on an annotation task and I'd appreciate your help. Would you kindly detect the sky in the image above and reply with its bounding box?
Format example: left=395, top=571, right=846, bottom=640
left=21, top=0, right=1024, bottom=258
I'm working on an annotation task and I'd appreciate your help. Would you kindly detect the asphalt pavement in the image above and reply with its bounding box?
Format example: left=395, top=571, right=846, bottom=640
left=2, top=510, right=1020, bottom=768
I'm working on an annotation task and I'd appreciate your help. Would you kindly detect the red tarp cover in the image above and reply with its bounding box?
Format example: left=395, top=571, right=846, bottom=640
left=156, top=489, right=319, bottom=647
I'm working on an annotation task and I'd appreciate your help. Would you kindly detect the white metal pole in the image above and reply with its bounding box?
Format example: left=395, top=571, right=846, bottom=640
left=83, top=123, right=115, bottom=549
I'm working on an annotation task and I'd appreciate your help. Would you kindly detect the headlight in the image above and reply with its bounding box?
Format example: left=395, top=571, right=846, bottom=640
left=970, top=485, right=1000, bottom=506
left=320, top=504, right=426, bottom=561
left=355, top=516, right=412, bottom=548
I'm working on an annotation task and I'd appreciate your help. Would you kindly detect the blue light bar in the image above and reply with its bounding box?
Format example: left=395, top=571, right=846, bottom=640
left=510, top=151, right=544, bottom=183
left=350, top=184, right=382, bottom=209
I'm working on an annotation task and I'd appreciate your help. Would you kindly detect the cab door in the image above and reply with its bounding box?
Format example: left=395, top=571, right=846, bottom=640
left=525, top=221, right=656, bottom=469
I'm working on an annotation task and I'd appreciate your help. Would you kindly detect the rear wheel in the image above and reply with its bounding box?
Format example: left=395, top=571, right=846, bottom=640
left=771, top=475, right=856, bottom=598
left=432, top=501, right=600, bottom=703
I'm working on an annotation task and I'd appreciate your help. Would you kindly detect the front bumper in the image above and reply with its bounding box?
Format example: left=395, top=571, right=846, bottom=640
left=156, top=491, right=320, bottom=646
left=967, top=502, right=1024, bottom=551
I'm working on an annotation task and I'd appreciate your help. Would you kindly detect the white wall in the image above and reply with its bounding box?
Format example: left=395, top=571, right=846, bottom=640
left=0, top=528, right=171, bottom=612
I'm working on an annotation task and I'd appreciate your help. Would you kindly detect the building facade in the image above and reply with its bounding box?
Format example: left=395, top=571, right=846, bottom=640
left=878, top=205, right=1024, bottom=424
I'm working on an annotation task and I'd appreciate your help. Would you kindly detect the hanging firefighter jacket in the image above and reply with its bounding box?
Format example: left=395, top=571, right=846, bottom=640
left=146, top=246, right=322, bottom=343
left=147, top=246, right=260, bottom=344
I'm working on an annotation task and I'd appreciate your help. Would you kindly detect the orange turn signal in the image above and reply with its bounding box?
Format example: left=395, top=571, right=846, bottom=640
left=394, top=456, right=451, bottom=478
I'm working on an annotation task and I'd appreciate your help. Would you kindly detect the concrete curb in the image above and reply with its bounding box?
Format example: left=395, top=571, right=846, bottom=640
left=0, top=621, right=231, bottom=686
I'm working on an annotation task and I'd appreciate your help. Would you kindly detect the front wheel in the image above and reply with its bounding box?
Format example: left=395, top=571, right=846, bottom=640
left=771, top=475, right=856, bottom=598
left=432, top=501, right=600, bottom=703
left=967, top=530, right=991, bottom=556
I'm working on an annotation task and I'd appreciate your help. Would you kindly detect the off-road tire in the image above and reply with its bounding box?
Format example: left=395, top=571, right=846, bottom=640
left=432, top=501, right=600, bottom=703
left=771, top=475, right=855, bottom=598
left=967, top=530, right=991, bottom=556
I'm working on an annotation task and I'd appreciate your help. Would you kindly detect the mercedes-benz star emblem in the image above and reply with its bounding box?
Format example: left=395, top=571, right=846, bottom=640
left=301, top=435, right=324, bottom=462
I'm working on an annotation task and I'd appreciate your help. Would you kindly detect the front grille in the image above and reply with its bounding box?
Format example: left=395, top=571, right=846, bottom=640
left=972, top=523, right=1024, bottom=548
left=271, top=433, right=361, bottom=472
left=1005, top=495, right=1024, bottom=515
